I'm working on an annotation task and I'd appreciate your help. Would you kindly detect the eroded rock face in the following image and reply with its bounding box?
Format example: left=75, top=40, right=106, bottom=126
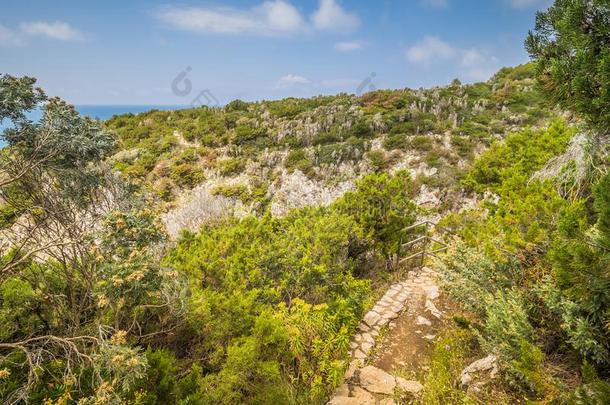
left=269, top=169, right=354, bottom=216
left=162, top=184, right=248, bottom=237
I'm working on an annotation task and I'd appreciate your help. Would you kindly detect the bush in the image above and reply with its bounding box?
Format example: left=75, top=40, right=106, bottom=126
left=409, top=135, right=433, bottom=152
left=334, top=170, right=417, bottom=256
left=284, top=149, right=314, bottom=177
left=365, top=149, right=387, bottom=172
left=383, top=133, right=408, bottom=151
left=349, top=119, right=373, bottom=139
left=233, top=124, right=268, bottom=146
left=211, top=184, right=249, bottom=200
left=313, top=130, right=341, bottom=146
left=164, top=208, right=371, bottom=401
left=170, top=162, right=205, bottom=188
left=225, top=99, right=249, bottom=112
left=450, top=135, right=474, bottom=158
left=420, top=328, right=473, bottom=405
left=218, top=157, right=246, bottom=176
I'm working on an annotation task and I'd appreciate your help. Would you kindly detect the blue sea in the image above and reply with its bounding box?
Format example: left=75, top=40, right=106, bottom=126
left=0, top=105, right=187, bottom=147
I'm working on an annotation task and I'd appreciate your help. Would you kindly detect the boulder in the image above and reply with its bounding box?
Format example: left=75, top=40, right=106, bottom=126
left=327, top=397, right=362, bottom=405
left=459, top=354, right=498, bottom=387
left=416, top=316, right=432, bottom=326
left=333, top=383, right=350, bottom=397
left=425, top=299, right=442, bottom=319
left=363, top=311, right=381, bottom=327
left=395, top=377, right=423, bottom=395
left=351, top=386, right=376, bottom=404
left=358, top=366, right=396, bottom=395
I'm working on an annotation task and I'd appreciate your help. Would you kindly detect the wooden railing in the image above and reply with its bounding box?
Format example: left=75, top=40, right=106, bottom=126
left=399, top=220, right=456, bottom=268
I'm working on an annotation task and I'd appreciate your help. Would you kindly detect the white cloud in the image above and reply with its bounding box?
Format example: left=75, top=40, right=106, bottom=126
left=158, top=8, right=257, bottom=34
left=277, top=74, right=310, bottom=88
left=460, top=48, right=486, bottom=67
left=406, top=36, right=456, bottom=64
left=262, top=0, right=306, bottom=32
left=312, top=0, right=360, bottom=32
left=156, top=0, right=360, bottom=36
left=406, top=37, right=499, bottom=82
left=0, top=24, right=23, bottom=46
left=20, top=21, right=83, bottom=41
left=334, top=40, right=363, bottom=51
left=156, top=1, right=305, bottom=36
left=421, top=0, right=449, bottom=9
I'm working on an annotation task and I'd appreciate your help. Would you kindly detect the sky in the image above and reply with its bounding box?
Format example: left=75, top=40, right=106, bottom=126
left=0, top=0, right=553, bottom=106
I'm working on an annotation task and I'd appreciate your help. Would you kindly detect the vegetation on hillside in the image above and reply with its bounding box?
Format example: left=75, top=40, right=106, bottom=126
left=0, top=1, right=609, bottom=403
left=0, top=83, right=418, bottom=403
left=422, top=1, right=610, bottom=403
left=104, top=63, right=554, bottom=209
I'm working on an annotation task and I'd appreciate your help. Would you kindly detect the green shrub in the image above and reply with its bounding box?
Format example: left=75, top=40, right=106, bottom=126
left=334, top=170, right=416, bottom=256
left=365, top=149, right=387, bottom=172
left=383, top=133, right=408, bottom=151
left=164, top=208, right=371, bottom=401
left=132, top=349, right=178, bottom=404
left=480, top=290, right=534, bottom=360
left=349, top=119, right=373, bottom=139
left=284, top=149, right=315, bottom=177
left=409, top=135, right=433, bottom=152
left=211, top=184, right=249, bottom=200
left=233, top=124, right=268, bottom=146
left=389, top=121, right=416, bottom=135
left=170, top=162, right=205, bottom=187
left=313, top=130, right=341, bottom=145
left=450, top=135, right=474, bottom=158
left=225, top=99, right=249, bottom=112
left=218, top=157, right=246, bottom=176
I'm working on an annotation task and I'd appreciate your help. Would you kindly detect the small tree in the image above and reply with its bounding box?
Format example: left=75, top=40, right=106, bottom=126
left=525, top=0, right=610, bottom=133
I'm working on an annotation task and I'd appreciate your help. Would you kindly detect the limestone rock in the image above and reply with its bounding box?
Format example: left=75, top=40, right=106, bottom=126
left=395, top=377, right=423, bottom=395
left=354, top=349, right=367, bottom=359
left=334, top=383, right=350, bottom=397
left=459, top=354, right=498, bottom=387
left=327, top=396, right=362, bottom=405
left=425, top=299, right=442, bottom=318
left=416, top=316, right=432, bottom=326
left=351, top=386, right=376, bottom=404
left=363, top=311, right=381, bottom=327
left=359, top=366, right=396, bottom=395
left=423, top=285, right=439, bottom=300
left=344, top=360, right=359, bottom=380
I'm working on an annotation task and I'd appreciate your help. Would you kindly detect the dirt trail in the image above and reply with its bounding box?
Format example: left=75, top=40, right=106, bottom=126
left=328, top=267, right=445, bottom=405
left=372, top=271, right=452, bottom=378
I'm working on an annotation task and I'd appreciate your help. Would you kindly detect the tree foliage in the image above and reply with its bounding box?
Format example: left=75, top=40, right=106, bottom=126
left=526, top=0, right=610, bottom=132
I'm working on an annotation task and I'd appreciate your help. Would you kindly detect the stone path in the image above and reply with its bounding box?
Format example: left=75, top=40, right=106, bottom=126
left=328, top=267, right=440, bottom=405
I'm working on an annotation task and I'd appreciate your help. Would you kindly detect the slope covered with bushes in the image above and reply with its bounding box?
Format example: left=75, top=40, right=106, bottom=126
left=104, top=64, right=555, bottom=226
left=2, top=1, right=610, bottom=400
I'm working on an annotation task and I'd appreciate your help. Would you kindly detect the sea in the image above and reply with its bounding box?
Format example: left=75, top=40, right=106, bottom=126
left=0, top=105, right=188, bottom=147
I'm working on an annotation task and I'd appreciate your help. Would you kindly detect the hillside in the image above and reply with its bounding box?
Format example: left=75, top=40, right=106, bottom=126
left=2, top=50, right=609, bottom=403
left=105, top=64, right=556, bottom=236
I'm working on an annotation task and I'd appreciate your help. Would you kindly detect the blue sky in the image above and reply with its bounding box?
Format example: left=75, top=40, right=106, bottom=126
left=0, top=0, right=552, bottom=105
